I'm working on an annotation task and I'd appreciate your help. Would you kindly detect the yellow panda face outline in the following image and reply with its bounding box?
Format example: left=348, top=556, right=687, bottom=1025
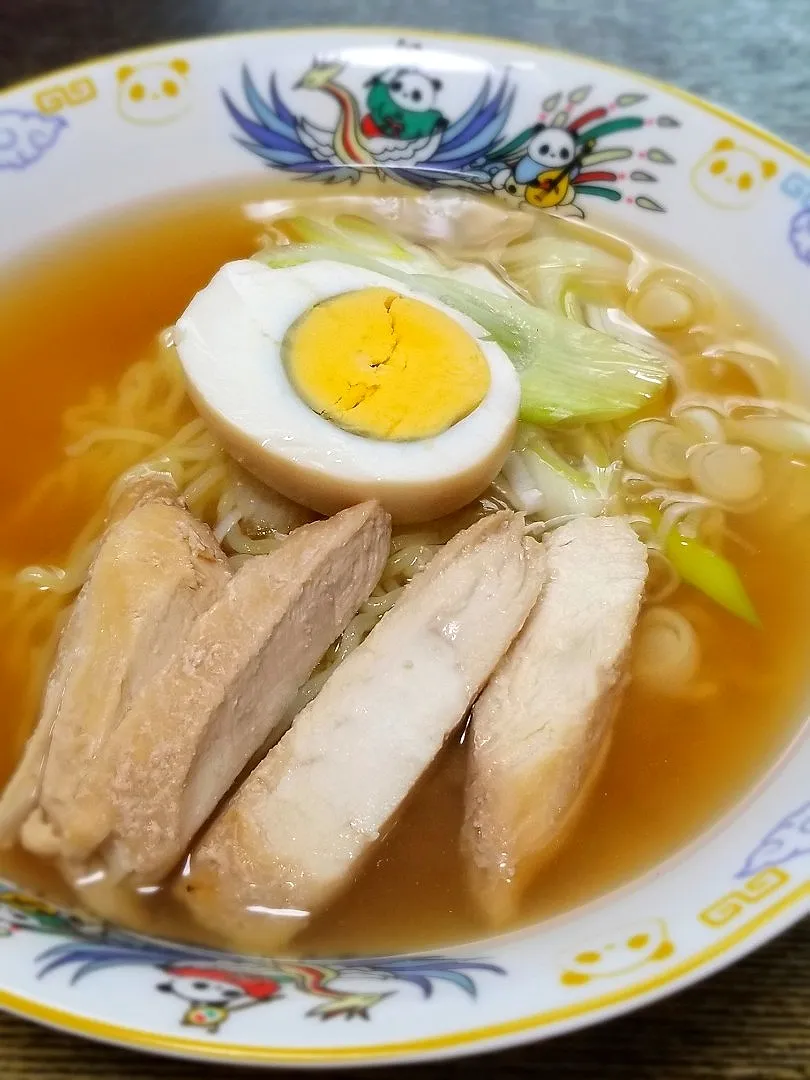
left=559, top=918, right=676, bottom=986
left=116, top=59, right=192, bottom=126
left=691, top=137, right=778, bottom=209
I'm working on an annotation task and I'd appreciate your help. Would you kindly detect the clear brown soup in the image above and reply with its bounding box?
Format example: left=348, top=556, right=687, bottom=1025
left=0, top=181, right=808, bottom=957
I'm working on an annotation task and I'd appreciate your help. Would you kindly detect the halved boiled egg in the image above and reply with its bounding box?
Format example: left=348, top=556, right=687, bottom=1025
left=174, top=260, right=519, bottom=523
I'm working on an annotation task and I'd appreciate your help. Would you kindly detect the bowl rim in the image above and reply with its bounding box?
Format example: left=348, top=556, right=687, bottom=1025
left=0, top=881, right=807, bottom=1068
left=1, top=24, right=808, bottom=1068
left=2, top=23, right=809, bottom=168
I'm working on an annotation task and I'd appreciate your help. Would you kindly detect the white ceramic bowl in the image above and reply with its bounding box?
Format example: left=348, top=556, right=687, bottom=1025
left=1, top=26, right=809, bottom=1069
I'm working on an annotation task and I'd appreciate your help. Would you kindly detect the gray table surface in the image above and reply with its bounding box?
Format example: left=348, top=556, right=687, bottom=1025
left=1, top=2, right=810, bottom=1077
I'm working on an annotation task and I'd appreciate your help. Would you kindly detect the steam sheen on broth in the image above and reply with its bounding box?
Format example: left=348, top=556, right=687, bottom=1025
left=1, top=181, right=809, bottom=956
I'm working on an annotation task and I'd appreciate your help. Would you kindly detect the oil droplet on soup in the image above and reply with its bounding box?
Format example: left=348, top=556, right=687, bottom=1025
left=0, top=180, right=808, bottom=956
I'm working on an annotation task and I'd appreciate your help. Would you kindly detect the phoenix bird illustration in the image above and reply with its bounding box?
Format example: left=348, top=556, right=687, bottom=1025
left=223, top=62, right=515, bottom=189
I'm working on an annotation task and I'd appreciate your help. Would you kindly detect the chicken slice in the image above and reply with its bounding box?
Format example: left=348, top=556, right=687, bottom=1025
left=2, top=479, right=230, bottom=857
left=463, top=516, right=647, bottom=925
left=105, top=465, right=181, bottom=521
left=91, top=500, right=391, bottom=884
left=180, top=510, right=545, bottom=952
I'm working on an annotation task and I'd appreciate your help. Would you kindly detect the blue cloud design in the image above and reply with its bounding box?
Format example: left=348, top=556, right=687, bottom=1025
left=0, top=109, right=67, bottom=171
left=736, top=801, right=810, bottom=879
left=789, top=208, right=810, bottom=265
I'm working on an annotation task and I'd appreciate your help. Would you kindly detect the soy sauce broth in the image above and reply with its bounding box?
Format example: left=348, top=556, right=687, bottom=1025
left=0, top=181, right=808, bottom=956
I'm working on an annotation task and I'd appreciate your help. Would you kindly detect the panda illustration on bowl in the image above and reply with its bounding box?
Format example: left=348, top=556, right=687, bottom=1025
left=362, top=67, right=448, bottom=143
left=490, top=124, right=595, bottom=209
left=483, top=92, right=662, bottom=215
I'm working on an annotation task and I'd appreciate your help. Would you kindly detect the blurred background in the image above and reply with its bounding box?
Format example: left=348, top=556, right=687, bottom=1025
left=2, top=0, right=809, bottom=149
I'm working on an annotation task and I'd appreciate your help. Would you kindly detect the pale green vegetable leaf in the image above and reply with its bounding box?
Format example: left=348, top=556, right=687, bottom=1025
left=277, top=215, right=414, bottom=262
left=520, top=447, right=606, bottom=518
left=516, top=429, right=609, bottom=517
left=405, top=273, right=669, bottom=425
left=665, top=529, right=760, bottom=626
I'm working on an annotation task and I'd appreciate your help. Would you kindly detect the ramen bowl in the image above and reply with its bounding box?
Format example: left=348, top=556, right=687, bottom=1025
left=0, top=27, right=809, bottom=1068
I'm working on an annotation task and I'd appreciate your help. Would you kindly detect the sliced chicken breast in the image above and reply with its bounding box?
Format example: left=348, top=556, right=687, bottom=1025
left=91, top=500, right=391, bottom=884
left=105, top=465, right=182, bottom=522
left=180, top=511, right=545, bottom=952
left=3, top=481, right=230, bottom=857
left=463, top=516, right=647, bottom=925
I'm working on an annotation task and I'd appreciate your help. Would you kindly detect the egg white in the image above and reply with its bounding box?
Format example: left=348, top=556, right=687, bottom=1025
left=174, top=259, right=520, bottom=523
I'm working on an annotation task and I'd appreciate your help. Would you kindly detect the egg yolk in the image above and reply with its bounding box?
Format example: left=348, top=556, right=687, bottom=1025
left=284, top=287, right=491, bottom=440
